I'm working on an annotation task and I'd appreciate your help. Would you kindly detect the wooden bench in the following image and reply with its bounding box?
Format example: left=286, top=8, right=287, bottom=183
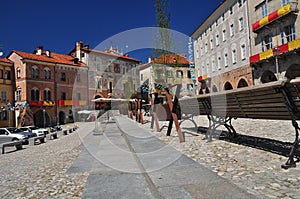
left=176, top=80, right=300, bottom=169
left=29, top=136, right=45, bottom=146
left=0, top=141, right=23, bottom=154
left=46, top=132, right=58, bottom=140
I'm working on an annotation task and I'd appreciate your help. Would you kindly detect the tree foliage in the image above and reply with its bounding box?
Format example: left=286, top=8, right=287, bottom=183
left=154, top=0, right=172, bottom=57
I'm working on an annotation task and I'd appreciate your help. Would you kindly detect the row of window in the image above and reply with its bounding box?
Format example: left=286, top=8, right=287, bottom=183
left=17, top=66, right=82, bottom=82
left=198, top=17, right=245, bottom=56
left=15, top=87, right=81, bottom=102
left=200, top=0, right=246, bottom=40
left=261, top=23, right=296, bottom=52
left=260, top=0, right=290, bottom=18
left=96, top=63, right=138, bottom=74
left=199, top=44, right=247, bottom=75
left=30, top=88, right=51, bottom=101
left=141, top=70, right=191, bottom=82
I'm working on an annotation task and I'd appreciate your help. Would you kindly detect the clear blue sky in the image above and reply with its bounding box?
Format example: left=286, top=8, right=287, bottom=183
left=0, top=0, right=222, bottom=63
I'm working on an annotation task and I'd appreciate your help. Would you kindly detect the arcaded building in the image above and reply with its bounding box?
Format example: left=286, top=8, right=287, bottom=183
left=8, top=47, right=88, bottom=127
left=249, top=0, right=300, bottom=84
left=69, top=42, right=141, bottom=109
left=191, top=0, right=253, bottom=93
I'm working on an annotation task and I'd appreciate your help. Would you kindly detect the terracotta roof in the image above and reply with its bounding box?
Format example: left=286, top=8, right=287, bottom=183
left=82, top=48, right=141, bottom=63
left=152, top=53, right=190, bottom=65
left=12, top=50, right=86, bottom=67
left=0, top=57, right=13, bottom=64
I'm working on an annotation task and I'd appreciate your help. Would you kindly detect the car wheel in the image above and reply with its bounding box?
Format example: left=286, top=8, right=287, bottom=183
left=12, top=138, right=19, bottom=142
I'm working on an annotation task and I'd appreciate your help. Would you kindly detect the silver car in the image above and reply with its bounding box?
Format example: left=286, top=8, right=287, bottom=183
left=0, top=128, right=26, bottom=143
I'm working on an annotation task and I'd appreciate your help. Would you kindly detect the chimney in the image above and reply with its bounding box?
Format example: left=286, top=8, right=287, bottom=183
left=148, top=56, right=152, bottom=63
left=74, top=58, right=79, bottom=64
left=45, top=50, right=51, bottom=57
left=84, top=44, right=89, bottom=49
left=76, top=41, right=83, bottom=60
left=36, top=46, right=43, bottom=55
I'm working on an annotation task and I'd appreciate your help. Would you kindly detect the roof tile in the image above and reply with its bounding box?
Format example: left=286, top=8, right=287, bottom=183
left=13, top=50, right=86, bottom=66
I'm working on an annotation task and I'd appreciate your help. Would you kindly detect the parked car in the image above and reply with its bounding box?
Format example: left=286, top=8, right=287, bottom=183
left=19, top=126, right=48, bottom=137
left=0, top=128, right=26, bottom=143
left=6, top=127, right=35, bottom=144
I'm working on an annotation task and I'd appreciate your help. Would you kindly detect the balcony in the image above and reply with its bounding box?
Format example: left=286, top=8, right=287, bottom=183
left=58, top=100, right=87, bottom=106
left=29, top=100, right=55, bottom=107
left=252, top=2, right=298, bottom=33
left=250, top=38, right=300, bottom=64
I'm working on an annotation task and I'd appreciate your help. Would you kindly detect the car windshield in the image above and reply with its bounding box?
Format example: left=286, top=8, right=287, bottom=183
left=29, top=126, right=39, bottom=130
left=7, top=127, right=23, bottom=134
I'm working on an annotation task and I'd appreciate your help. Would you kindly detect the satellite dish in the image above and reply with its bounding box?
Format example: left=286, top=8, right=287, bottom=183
left=0, top=51, right=3, bottom=57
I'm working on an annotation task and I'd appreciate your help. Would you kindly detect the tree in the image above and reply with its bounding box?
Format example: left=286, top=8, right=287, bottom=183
left=152, top=0, right=173, bottom=88
left=154, top=0, right=172, bottom=57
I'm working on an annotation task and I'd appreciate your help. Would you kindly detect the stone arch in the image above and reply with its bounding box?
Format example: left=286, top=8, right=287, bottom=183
left=285, top=64, right=300, bottom=80
left=94, top=95, right=102, bottom=110
left=34, top=110, right=51, bottom=127
left=59, top=111, right=65, bottom=125
left=224, top=82, right=233, bottom=90
left=261, top=70, right=277, bottom=83
left=237, top=78, right=249, bottom=88
left=212, top=85, right=218, bottom=92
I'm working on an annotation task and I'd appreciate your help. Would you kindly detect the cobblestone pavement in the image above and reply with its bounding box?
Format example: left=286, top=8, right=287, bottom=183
left=138, top=116, right=300, bottom=199
left=2, top=116, right=300, bottom=199
left=0, top=123, right=93, bottom=199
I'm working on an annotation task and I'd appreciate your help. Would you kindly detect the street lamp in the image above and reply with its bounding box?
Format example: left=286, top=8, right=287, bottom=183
left=273, top=46, right=280, bottom=80
left=0, top=44, right=3, bottom=57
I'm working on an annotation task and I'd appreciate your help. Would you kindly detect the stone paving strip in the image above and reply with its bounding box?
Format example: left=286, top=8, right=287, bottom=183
left=2, top=115, right=300, bottom=198
left=139, top=115, right=300, bottom=199
left=0, top=123, right=94, bottom=199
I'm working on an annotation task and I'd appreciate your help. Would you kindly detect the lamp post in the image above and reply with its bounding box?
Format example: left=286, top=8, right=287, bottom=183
left=7, top=102, right=11, bottom=127
left=273, top=46, right=280, bottom=80
left=43, top=109, right=46, bottom=128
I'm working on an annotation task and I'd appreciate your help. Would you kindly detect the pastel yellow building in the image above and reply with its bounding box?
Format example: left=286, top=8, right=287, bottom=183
left=0, top=57, right=14, bottom=127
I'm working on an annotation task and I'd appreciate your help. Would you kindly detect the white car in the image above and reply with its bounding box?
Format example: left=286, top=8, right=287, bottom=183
left=19, top=126, right=48, bottom=137
left=0, top=128, right=26, bottom=143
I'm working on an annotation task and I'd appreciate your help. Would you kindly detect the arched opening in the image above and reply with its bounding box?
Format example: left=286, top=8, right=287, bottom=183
left=94, top=95, right=101, bottom=110
left=237, top=78, right=248, bottom=88
left=261, top=70, right=277, bottom=83
left=285, top=64, right=300, bottom=80
left=224, top=82, right=233, bottom=90
left=199, top=80, right=210, bottom=94
left=59, top=111, right=65, bottom=125
left=212, top=85, right=218, bottom=92
left=34, top=110, right=51, bottom=127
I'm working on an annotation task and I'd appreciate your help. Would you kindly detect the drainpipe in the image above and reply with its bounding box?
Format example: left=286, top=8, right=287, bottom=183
left=246, top=0, right=254, bottom=85
left=54, top=63, right=58, bottom=125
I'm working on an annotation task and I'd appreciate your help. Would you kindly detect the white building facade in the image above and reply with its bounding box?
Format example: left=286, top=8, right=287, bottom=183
left=191, top=0, right=253, bottom=92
